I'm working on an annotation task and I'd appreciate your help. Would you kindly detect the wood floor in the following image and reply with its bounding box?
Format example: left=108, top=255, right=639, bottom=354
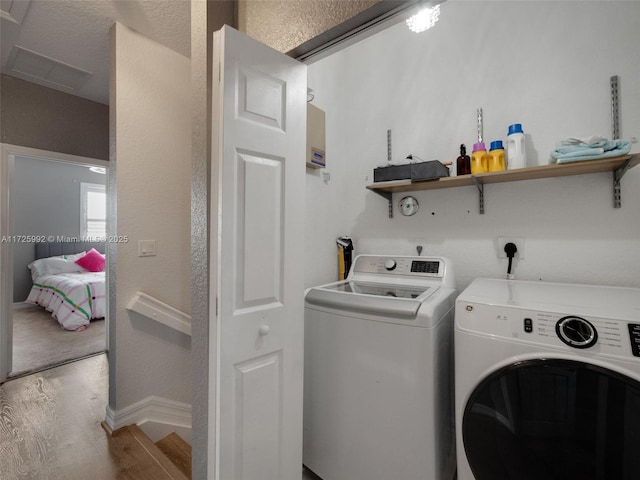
left=1, top=354, right=188, bottom=479
left=106, top=424, right=189, bottom=479
left=0, top=354, right=117, bottom=479
left=1, top=353, right=319, bottom=480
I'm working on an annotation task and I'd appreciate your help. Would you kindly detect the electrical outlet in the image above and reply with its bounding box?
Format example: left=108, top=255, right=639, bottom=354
left=497, top=237, right=525, bottom=259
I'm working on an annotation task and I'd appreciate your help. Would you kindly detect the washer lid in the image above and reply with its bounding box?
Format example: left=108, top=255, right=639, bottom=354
left=325, top=281, right=431, bottom=299
left=305, top=282, right=437, bottom=318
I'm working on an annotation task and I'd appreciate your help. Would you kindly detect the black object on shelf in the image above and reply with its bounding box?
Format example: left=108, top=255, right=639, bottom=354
left=410, top=161, right=450, bottom=182
left=374, top=160, right=449, bottom=183
left=373, top=164, right=412, bottom=182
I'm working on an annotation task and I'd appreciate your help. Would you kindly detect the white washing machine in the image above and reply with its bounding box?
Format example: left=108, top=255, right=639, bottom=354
left=455, top=278, right=640, bottom=480
left=303, top=254, right=457, bottom=480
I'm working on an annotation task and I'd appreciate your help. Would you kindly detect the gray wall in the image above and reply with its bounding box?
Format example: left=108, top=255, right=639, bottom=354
left=110, top=20, right=191, bottom=431
left=12, top=155, right=106, bottom=301
left=0, top=74, right=109, bottom=160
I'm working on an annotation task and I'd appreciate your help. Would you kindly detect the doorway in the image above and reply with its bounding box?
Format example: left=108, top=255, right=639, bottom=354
left=0, top=144, right=109, bottom=382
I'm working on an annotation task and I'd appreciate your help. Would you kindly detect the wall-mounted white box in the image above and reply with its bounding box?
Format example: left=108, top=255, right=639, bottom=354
left=307, top=104, right=326, bottom=168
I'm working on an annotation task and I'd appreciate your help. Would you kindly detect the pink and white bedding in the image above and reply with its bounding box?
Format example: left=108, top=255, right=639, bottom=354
left=25, top=250, right=106, bottom=331
left=26, top=271, right=106, bottom=331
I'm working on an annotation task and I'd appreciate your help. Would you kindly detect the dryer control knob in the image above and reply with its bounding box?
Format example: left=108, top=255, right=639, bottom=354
left=556, top=316, right=598, bottom=349
left=384, top=259, right=397, bottom=271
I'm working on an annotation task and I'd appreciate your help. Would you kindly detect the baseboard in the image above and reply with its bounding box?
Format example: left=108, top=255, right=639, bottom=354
left=105, top=396, right=192, bottom=443
left=13, top=302, right=32, bottom=310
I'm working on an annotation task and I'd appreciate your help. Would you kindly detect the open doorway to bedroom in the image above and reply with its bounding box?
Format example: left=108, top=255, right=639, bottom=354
left=0, top=145, right=109, bottom=381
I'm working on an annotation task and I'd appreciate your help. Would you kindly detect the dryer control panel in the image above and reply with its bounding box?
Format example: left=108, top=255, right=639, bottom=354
left=457, top=302, right=640, bottom=361
left=456, top=278, right=640, bottom=361
left=628, top=324, right=640, bottom=357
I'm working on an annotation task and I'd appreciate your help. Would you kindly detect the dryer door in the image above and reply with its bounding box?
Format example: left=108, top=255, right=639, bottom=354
left=462, top=359, right=640, bottom=480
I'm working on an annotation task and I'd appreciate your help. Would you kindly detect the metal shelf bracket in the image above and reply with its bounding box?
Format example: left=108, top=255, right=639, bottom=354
left=472, top=177, right=485, bottom=214
left=372, top=189, right=393, bottom=218
left=613, top=156, right=633, bottom=208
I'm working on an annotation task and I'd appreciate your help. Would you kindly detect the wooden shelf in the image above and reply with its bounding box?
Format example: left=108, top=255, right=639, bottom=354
left=367, top=154, right=639, bottom=216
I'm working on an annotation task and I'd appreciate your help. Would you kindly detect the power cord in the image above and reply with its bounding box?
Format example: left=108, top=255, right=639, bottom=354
left=504, top=242, right=517, bottom=280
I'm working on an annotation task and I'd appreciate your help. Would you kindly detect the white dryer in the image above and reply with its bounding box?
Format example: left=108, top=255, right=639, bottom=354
left=455, top=278, right=640, bottom=480
left=304, top=255, right=457, bottom=480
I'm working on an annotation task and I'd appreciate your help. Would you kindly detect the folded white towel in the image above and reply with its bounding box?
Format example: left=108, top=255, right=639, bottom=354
left=559, top=135, right=608, bottom=146
left=549, top=138, right=631, bottom=164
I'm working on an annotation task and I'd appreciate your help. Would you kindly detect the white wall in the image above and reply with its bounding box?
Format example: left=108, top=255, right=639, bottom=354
left=306, top=0, right=640, bottom=291
left=110, top=23, right=191, bottom=416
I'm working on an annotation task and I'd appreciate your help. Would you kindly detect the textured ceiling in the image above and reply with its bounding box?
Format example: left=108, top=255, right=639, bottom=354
left=1, top=0, right=191, bottom=105
left=238, top=0, right=380, bottom=54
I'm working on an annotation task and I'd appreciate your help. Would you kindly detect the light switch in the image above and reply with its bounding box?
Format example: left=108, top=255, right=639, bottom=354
left=138, top=240, right=156, bottom=257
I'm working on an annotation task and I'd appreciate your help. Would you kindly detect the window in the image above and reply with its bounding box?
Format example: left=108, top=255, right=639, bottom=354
left=81, top=182, right=106, bottom=240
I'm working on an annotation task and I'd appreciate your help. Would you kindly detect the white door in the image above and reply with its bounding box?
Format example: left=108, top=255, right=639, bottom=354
left=211, top=26, right=307, bottom=480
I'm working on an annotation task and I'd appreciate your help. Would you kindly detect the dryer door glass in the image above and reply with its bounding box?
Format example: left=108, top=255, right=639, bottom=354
left=462, top=359, right=640, bottom=480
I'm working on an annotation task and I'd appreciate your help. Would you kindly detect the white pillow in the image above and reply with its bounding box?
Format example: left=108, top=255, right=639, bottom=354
left=28, top=255, right=87, bottom=281
left=60, top=252, right=86, bottom=261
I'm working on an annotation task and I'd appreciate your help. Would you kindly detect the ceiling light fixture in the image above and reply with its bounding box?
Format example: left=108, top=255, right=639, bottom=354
left=406, top=5, right=441, bottom=33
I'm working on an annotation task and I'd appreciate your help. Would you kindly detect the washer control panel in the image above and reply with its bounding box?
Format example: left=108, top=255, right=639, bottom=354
left=354, top=255, right=444, bottom=278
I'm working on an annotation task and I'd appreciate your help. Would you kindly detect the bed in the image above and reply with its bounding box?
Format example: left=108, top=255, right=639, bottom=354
left=25, top=241, right=106, bottom=331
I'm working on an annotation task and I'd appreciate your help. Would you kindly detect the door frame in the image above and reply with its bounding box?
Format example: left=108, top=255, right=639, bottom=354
left=0, top=143, right=109, bottom=382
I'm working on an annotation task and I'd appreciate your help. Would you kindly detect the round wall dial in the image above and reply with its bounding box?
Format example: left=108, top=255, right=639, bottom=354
left=399, top=196, right=419, bottom=216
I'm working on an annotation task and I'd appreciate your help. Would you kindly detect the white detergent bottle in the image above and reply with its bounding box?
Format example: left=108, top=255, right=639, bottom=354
left=506, top=123, right=527, bottom=169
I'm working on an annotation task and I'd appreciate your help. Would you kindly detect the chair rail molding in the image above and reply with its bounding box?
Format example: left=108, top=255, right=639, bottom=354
left=127, top=291, right=192, bottom=336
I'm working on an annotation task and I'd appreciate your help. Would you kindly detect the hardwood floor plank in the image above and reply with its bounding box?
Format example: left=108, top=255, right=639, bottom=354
left=155, top=432, right=192, bottom=478
left=110, top=425, right=188, bottom=479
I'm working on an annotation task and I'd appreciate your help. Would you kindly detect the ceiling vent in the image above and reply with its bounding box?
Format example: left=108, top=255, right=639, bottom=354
left=6, top=45, right=92, bottom=92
